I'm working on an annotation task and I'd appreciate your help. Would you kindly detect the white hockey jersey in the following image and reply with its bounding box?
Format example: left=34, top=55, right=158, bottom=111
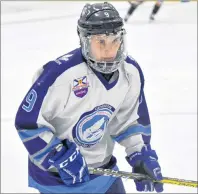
left=15, top=48, right=151, bottom=192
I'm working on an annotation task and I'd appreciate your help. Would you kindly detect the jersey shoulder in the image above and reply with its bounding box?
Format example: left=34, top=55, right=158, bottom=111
left=33, top=48, right=85, bottom=88
left=43, top=47, right=85, bottom=77
left=124, top=55, right=145, bottom=84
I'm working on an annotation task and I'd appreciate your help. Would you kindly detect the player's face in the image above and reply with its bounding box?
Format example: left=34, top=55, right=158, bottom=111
left=90, top=34, right=121, bottom=62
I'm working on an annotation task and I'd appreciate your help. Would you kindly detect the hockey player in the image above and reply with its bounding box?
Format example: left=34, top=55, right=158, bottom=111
left=15, top=2, right=163, bottom=193
left=124, top=0, right=163, bottom=22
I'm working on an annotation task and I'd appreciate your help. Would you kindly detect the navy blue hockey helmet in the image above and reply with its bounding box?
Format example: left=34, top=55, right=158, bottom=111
left=77, top=2, right=127, bottom=74
left=77, top=2, right=124, bottom=36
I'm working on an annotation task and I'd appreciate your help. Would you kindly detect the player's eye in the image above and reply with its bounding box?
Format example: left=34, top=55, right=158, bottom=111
left=99, top=39, right=105, bottom=45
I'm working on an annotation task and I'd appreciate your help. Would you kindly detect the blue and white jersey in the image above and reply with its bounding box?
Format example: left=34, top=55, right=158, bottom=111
left=15, top=48, right=151, bottom=193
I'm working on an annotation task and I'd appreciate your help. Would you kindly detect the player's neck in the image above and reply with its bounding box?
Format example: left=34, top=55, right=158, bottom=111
left=101, top=70, right=119, bottom=83
left=101, top=72, right=114, bottom=82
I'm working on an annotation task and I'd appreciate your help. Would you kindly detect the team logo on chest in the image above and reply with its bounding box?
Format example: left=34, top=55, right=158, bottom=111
left=72, top=76, right=89, bottom=98
left=72, top=104, right=115, bottom=148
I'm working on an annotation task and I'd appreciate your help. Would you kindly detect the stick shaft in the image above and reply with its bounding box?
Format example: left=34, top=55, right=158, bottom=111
left=162, top=177, right=198, bottom=188
left=88, top=167, right=198, bottom=188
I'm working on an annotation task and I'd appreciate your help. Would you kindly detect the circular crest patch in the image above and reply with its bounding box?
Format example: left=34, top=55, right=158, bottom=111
left=72, top=104, right=115, bottom=148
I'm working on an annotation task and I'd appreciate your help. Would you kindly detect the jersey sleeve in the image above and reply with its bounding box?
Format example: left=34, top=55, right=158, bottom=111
left=109, top=59, right=151, bottom=156
left=15, top=61, right=68, bottom=170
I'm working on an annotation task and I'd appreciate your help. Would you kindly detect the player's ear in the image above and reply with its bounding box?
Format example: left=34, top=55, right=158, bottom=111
left=77, top=28, right=81, bottom=46
left=77, top=28, right=80, bottom=36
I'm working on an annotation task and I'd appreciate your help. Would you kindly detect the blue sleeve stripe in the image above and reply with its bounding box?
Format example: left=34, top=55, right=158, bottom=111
left=113, top=125, right=151, bottom=143
left=137, top=91, right=151, bottom=126
left=33, top=137, right=61, bottom=162
left=18, top=127, right=51, bottom=141
left=24, top=136, right=48, bottom=155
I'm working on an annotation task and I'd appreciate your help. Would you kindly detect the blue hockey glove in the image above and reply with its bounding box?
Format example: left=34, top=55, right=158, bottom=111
left=48, top=141, right=90, bottom=186
left=126, top=146, right=163, bottom=192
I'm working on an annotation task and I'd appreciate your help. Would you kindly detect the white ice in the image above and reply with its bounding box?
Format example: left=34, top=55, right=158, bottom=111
left=1, top=1, right=197, bottom=193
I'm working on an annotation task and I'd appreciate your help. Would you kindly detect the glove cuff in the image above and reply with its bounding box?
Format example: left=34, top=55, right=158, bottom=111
left=126, top=146, right=158, bottom=167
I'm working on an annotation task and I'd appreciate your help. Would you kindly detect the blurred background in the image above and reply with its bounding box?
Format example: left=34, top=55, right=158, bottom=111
left=1, top=1, right=197, bottom=193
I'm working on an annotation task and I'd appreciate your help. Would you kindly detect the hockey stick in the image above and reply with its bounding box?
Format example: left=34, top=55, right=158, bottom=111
left=88, top=167, right=198, bottom=188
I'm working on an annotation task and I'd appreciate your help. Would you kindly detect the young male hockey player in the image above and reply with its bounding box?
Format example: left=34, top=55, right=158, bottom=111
left=124, top=0, right=163, bottom=22
left=15, top=2, right=164, bottom=193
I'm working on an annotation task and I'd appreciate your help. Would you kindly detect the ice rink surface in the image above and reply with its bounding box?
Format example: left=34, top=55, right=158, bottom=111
left=1, top=1, right=197, bottom=193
